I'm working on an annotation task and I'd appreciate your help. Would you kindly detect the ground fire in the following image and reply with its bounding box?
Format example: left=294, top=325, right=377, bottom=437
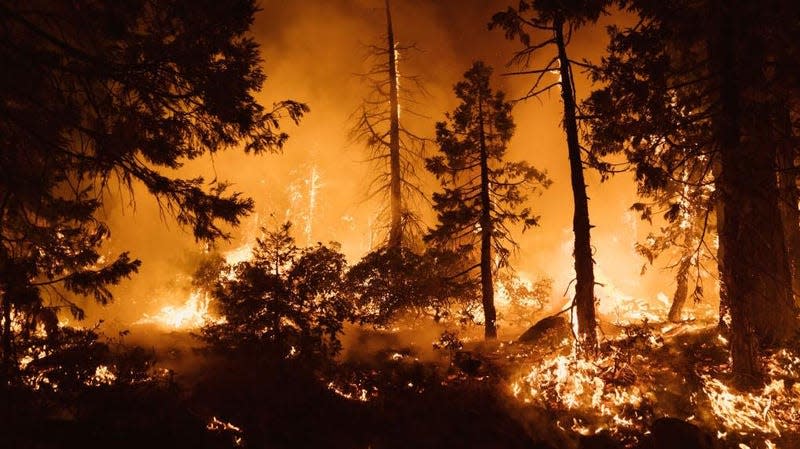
left=1, top=1, right=799, bottom=449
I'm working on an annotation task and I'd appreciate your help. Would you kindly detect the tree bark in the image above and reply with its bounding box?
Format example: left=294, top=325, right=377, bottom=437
left=713, top=169, right=731, bottom=333
left=478, top=96, right=497, bottom=340
left=776, top=104, right=800, bottom=305
left=385, top=0, right=402, bottom=249
left=554, top=16, right=597, bottom=350
left=713, top=0, right=798, bottom=386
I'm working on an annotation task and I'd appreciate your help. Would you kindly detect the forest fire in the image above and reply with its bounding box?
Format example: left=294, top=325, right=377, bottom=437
left=2, top=1, right=799, bottom=449
left=507, top=326, right=800, bottom=447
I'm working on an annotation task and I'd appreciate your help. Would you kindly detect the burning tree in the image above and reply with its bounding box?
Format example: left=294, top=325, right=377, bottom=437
left=490, top=0, right=607, bottom=350
left=425, top=62, right=550, bottom=340
left=631, top=173, right=717, bottom=323
left=352, top=0, right=428, bottom=249
left=201, top=223, right=353, bottom=361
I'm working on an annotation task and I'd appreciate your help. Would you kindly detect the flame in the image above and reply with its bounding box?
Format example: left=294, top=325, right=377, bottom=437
left=207, top=416, right=244, bottom=447
left=512, top=347, right=647, bottom=435
left=135, top=290, right=221, bottom=330
left=327, top=380, right=371, bottom=402
left=509, top=326, right=800, bottom=443
left=86, top=365, right=117, bottom=386
left=304, top=165, right=320, bottom=246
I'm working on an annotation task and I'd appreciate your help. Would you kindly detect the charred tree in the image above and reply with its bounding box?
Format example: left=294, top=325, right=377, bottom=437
left=477, top=95, right=498, bottom=339
left=353, top=0, right=427, bottom=249
left=426, top=62, right=550, bottom=340
left=386, top=0, right=403, bottom=249
left=713, top=0, right=797, bottom=383
left=776, top=105, right=800, bottom=303
left=667, top=243, right=693, bottom=323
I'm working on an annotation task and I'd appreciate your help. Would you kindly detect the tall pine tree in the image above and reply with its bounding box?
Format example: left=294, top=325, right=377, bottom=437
left=426, top=62, right=550, bottom=339
left=491, top=0, right=607, bottom=350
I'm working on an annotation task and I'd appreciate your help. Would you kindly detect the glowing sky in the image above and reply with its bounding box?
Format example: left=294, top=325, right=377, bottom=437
left=93, top=1, right=693, bottom=329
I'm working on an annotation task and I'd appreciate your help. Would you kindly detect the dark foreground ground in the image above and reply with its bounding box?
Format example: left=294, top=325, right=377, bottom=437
left=1, top=323, right=797, bottom=449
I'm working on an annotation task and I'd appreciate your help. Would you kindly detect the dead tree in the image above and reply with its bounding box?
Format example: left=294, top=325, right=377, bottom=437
left=352, top=0, right=427, bottom=249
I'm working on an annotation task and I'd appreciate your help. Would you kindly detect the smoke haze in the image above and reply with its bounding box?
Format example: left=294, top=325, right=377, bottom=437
left=88, top=1, right=699, bottom=336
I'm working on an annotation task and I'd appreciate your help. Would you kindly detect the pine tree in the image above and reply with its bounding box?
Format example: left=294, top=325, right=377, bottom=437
left=490, top=0, right=606, bottom=350
left=585, top=0, right=800, bottom=384
left=426, top=62, right=550, bottom=340
left=201, top=223, right=351, bottom=361
left=0, top=0, right=306, bottom=379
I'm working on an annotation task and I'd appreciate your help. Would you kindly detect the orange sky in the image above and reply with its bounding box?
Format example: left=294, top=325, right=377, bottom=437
left=89, top=1, right=706, bottom=329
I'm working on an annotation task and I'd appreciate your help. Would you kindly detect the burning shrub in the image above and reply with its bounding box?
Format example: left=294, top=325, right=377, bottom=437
left=200, top=222, right=352, bottom=362
left=495, top=273, right=551, bottom=330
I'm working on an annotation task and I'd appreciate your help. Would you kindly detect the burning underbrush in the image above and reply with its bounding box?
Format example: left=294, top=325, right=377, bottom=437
left=503, top=321, right=800, bottom=449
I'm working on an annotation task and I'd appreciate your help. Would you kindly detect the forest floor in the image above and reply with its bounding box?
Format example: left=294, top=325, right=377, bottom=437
left=155, top=319, right=800, bottom=449
left=3, top=319, right=798, bottom=449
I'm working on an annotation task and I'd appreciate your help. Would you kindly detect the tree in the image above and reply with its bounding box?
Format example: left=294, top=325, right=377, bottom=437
left=585, top=0, right=800, bottom=384
left=345, top=246, right=476, bottom=326
left=0, top=0, right=306, bottom=380
left=490, top=0, right=606, bottom=350
left=425, top=61, right=550, bottom=340
left=351, top=0, right=427, bottom=249
left=631, top=177, right=716, bottom=323
left=201, top=223, right=352, bottom=361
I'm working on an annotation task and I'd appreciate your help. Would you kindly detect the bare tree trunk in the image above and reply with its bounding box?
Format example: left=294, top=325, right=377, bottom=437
left=715, top=1, right=762, bottom=386
left=478, top=96, right=497, bottom=340
left=714, top=174, right=731, bottom=332
left=554, top=16, right=597, bottom=350
left=385, top=0, right=402, bottom=249
left=713, top=0, right=797, bottom=386
left=777, top=104, right=800, bottom=304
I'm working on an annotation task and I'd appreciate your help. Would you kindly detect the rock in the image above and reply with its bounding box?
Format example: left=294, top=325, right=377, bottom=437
left=646, top=417, right=715, bottom=449
left=518, top=315, right=571, bottom=344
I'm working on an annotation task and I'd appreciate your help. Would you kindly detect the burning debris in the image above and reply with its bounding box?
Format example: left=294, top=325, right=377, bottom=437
left=207, top=416, right=245, bottom=447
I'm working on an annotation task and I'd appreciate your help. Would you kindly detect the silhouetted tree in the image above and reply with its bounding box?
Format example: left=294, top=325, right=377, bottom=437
left=632, top=177, right=716, bottom=323
left=586, top=0, right=800, bottom=384
left=346, top=246, right=476, bottom=326
left=491, top=0, right=606, bottom=350
left=201, top=223, right=352, bottom=361
left=352, top=0, right=427, bottom=249
left=426, top=62, right=550, bottom=340
left=0, top=0, right=306, bottom=379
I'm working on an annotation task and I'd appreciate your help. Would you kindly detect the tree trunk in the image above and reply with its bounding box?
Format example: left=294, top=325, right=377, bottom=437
left=713, top=0, right=798, bottom=386
left=554, top=17, right=597, bottom=350
left=776, top=104, right=800, bottom=305
left=714, top=172, right=731, bottom=333
left=385, top=0, right=402, bottom=249
left=1, top=290, right=10, bottom=382
left=478, top=96, right=497, bottom=340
